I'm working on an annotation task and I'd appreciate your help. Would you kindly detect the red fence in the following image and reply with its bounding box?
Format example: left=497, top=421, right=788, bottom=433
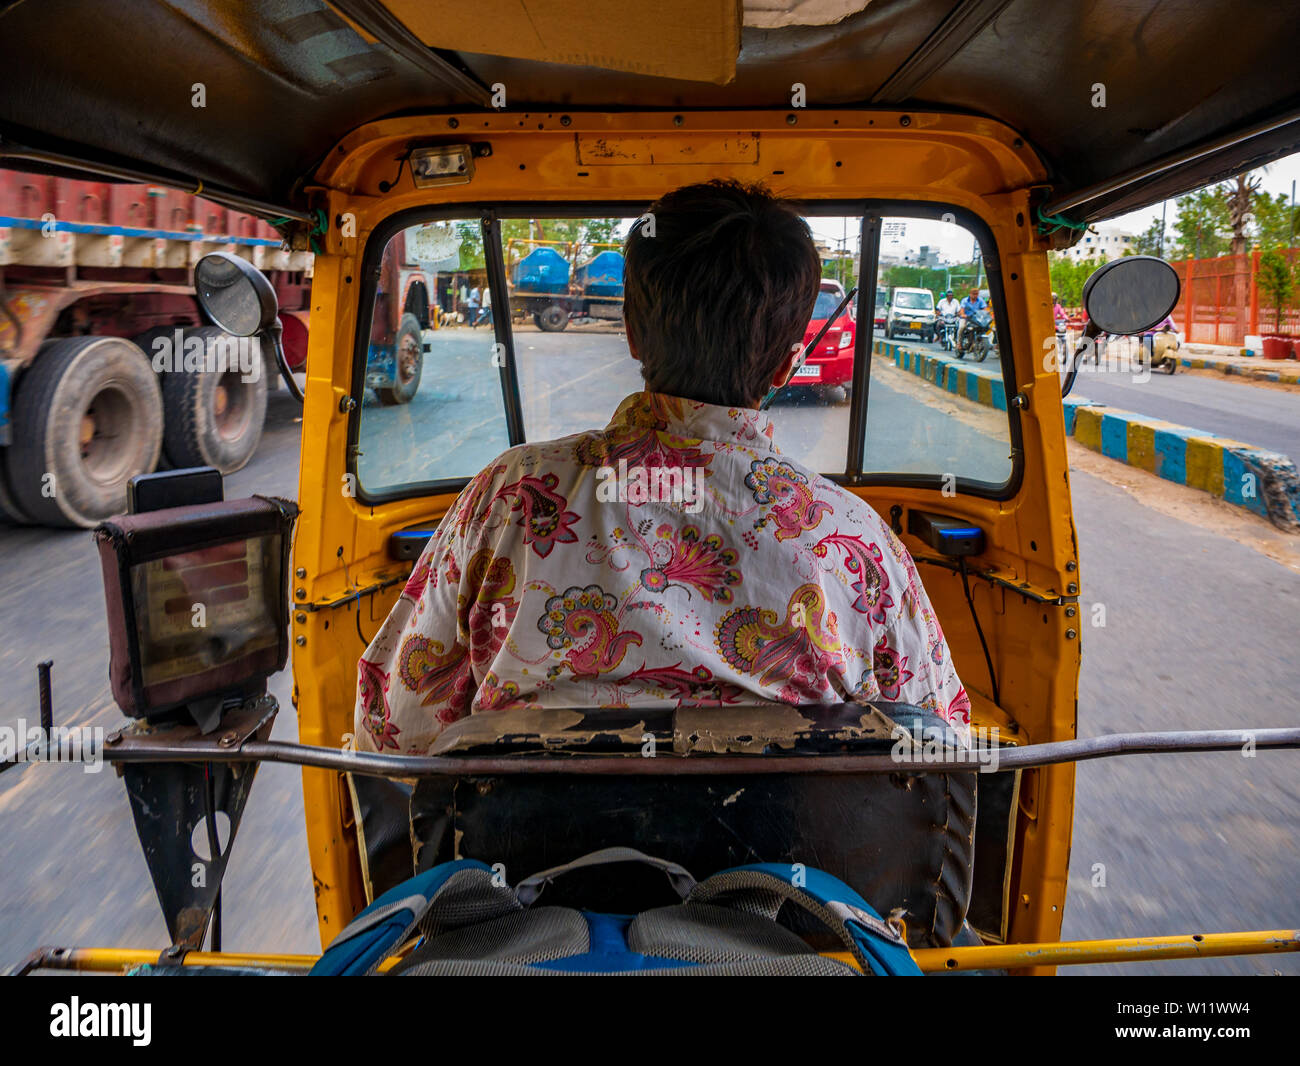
left=1168, top=248, right=1300, bottom=345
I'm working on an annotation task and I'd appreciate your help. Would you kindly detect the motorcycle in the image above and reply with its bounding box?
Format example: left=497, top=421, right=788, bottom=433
left=958, top=308, right=994, bottom=362
left=939, top=312, right=958, bottom=351
left=1141, top=325, right=1179, bottom=374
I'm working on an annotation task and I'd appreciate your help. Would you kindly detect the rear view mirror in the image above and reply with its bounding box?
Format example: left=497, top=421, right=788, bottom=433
left=1061, top=255, right=1182, bottom=398
left=195, top=252, right=279, bottom=337
left=1081, top=255, right=1180, bottom=336
left=194, top=251, right=304, bottom=402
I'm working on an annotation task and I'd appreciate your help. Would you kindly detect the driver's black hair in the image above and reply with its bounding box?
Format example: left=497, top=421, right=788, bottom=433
left=622, top=180, right=822, bottom=409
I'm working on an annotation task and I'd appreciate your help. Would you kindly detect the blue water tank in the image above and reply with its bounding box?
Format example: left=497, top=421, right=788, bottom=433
left=575, top=250, right=624, bottom=298
left=512, top=246, right=570, bottom=295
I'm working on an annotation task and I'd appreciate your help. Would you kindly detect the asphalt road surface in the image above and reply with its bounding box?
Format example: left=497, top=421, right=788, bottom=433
left=1, top=334, right=1296, bottom=974
left=905, top=331, right=1300, bottom=460
left=357, top=327, right=1013, bottom=489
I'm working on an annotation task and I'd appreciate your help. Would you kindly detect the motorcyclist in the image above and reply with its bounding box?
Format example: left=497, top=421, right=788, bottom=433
left=957, top=286, right=987, bottom=350
left=936, top=289, right=960, bottom=348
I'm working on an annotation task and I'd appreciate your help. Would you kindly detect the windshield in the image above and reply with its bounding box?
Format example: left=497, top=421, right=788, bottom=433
left=811, top=290, right=846, bottom=319
left=894, top=291, right=933, bottom=310
left=352, top=206, right=1014, bottom=498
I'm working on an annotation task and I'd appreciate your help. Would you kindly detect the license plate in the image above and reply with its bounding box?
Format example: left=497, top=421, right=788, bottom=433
left=794, top=365, right=820, bottom=378
left=910, top=321, right=922, bottom=329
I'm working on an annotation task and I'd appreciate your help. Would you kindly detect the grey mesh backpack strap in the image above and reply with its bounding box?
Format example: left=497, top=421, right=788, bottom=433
left=689, top=864, right=923, bottom=976
left=514, top=847, right=696, bottom=906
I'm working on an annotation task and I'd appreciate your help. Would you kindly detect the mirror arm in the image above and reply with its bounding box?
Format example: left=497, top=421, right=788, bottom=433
left=1060, top=320, right=1099, bottom=399
left=265, top=318, right=304, bottom=403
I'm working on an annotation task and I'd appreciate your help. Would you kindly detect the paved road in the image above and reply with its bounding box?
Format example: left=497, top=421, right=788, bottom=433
left=358, top=328, right=1013, bottom=487
left=2, top=353, right=1296, bottom=973
left=905, top=332, right=1300, bottom=458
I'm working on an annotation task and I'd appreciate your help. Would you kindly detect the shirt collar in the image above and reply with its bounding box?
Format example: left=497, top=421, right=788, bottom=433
left=606, top=391, right=781, bottom=453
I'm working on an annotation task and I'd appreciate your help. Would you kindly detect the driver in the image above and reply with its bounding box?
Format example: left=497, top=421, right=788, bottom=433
left=957, top=286, right=987, bottom=349
left=936, top=289, right=960, bottom=319
left=354, top=180, right=970, bottom=755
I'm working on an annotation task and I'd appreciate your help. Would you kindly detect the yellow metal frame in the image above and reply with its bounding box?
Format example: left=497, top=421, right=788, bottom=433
left=289, top=109, right=1081, bottom=971
left=32, top=930, right=1299, bottom=975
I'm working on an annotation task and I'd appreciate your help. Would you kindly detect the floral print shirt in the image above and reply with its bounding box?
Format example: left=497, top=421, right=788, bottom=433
left=355, top=391, right=970, bottom=753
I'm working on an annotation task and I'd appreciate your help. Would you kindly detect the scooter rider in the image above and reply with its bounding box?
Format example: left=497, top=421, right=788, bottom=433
left=957, top=287, right=987, bottom=350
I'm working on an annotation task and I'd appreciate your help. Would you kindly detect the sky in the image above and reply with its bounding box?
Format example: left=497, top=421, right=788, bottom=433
left=804, top=150, right=1300, bottom=264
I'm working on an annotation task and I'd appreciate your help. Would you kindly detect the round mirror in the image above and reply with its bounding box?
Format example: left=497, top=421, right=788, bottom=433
left=1081, top=255, right=1180, bottom=336
left=194, top=251, right=279, bottom=337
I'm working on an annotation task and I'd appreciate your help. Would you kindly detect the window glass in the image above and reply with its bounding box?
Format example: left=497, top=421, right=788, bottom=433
left=355, top=218, right=511, bottom=495
left=509, top=213, right=862, bottom=477
left=353, top=208, right=1013, bottom=497
left=865, top=215, right=1013, bottom=486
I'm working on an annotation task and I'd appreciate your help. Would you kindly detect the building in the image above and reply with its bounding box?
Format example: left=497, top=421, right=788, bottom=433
left=1063, top=225, right=1135, bottom=260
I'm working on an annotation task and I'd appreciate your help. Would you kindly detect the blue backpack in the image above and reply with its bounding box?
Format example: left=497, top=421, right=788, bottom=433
left=310, top=847, right=921, bottom=976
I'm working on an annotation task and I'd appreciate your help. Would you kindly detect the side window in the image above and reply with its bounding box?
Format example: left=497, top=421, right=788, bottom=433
left=864, top=215, right=1013, bottom=488
left=355, top=218, right=511, bottom=496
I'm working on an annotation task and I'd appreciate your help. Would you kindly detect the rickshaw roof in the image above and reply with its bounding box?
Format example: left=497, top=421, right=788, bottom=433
left=1, top=0, right=1297, bottom=222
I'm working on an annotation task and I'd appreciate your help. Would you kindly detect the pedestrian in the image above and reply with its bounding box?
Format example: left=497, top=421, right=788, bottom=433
left=1053, top=291, right=1067, bottom=364
left=467, top=283, right=481, bottom=328
left=477, top=285, right=493, bottom=328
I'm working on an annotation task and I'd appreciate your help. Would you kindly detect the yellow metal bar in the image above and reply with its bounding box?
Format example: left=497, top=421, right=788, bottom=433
left=31, top=929, right=1298, bottom=975
left=26, top=947, right=318, bottom=973
left=909, top=929, right=1300, bottom=972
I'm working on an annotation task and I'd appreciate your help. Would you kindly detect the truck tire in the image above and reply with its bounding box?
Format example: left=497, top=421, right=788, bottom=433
left=5, top=335, right=163, bottom=528
left=376, top=313, right=424, bottom=405
left=0, top=465, right=32, bottom=524
left=538, top=304, right=569, bottom=332
left=158, top=325, right=268, bottom=472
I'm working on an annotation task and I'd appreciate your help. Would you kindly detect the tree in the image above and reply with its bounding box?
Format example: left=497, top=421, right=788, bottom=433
left=1048, top=253, right=1105, bottom=307
left=1226, top=172, right=1262, bottom=256
left=455, top=219, right=484, bottom=270
left=1251, top=191, right=1299, bottom=250
left=1131, top=217, right=1168, bottom=257
left=1171, top=187, right=1231, bottom=260
left=1257, top=248, right=1296, bottom=333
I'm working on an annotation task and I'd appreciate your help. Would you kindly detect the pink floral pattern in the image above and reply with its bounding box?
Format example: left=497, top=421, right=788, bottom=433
left=355, top=391, right=968, bottom=754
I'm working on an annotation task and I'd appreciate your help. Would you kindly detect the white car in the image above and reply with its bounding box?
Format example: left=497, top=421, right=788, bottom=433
left=885, top=287, right=936, bottom=342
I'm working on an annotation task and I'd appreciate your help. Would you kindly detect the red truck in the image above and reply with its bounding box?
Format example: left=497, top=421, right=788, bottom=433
left=0, top=168, right=314, bottom=527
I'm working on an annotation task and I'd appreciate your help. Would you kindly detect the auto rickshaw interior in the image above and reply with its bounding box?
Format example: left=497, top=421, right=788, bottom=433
left=5, top=0, right=1298, bottom=976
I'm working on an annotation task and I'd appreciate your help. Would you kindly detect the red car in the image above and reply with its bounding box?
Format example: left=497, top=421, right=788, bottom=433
left=787, top=282, right=856, bottom=393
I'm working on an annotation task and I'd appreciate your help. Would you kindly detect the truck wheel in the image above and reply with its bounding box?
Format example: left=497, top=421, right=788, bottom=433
left=159, top=326, right=268, bottom=472
left=538, top=304, right=569, bottom=332
left=5, top=335, right=163, bottom=528
left=376, top=313, right=424, bottom=405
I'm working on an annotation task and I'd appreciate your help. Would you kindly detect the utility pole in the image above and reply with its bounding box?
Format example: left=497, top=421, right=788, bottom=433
left=1290, top=180, right=1296, bottom=247
left=1159, top=200, right=1167, bottom=258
